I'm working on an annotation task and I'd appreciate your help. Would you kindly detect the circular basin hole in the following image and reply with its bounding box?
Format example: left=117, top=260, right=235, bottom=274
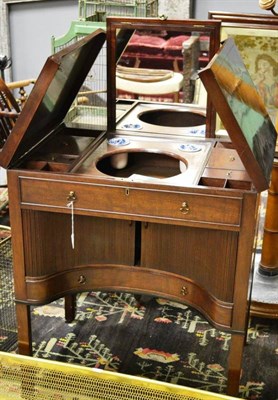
left=96, top=150, right=186, bottom=179
left=138, top=109, right=206, bottom=127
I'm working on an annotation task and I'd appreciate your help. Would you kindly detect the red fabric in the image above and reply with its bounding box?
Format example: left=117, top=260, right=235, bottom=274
left=164, top=35, right=190, bottom=49
left=164, top=35, right=191, bottom=56
left=126, top=34, right=166, bottom=54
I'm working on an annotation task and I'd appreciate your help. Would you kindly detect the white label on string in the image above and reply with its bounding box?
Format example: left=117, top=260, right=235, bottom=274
left=67, top=200, right=75, bottom=249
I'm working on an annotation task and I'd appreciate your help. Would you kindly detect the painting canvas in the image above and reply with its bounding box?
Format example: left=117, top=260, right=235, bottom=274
left=199, top=37, right=277, bottom=191
left=220, top=26, right=278, bottom=128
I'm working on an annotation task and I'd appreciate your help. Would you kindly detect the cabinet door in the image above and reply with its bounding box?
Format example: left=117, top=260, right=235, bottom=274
left=141, top=222, right=238, bottom=303
left=22, top=210, right=136, bottom=277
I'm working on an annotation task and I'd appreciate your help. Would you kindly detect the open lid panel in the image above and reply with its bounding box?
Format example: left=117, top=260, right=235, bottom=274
left=0, top=29, right=106, bottom=169
left=199, top=37, right=277, bottom=192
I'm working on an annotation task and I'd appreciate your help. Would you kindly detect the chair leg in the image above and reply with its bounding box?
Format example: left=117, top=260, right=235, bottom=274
left=64, top=294, right=76, bottom=323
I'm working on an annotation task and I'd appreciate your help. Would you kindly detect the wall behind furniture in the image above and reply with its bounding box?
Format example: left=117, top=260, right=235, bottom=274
left=158, top=0, right=192, bottom=19
left=193, top=0, right=269, bottom=19
left=7, top=0, right=76, bottom=82
left=5, top=0, right=269, bottom=83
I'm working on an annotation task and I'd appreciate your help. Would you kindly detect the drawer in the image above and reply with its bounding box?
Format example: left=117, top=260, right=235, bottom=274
left=19, top=176, right=242, bottom=227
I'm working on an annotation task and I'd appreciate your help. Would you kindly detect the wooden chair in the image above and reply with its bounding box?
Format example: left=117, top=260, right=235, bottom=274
left=0, top=78, right=35, bottom=147
left=116, top=66, right=184, bottom=103
left=0, top=78, right=21, bottom=146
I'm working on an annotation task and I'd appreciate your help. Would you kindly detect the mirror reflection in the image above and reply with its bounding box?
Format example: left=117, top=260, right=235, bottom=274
left=106, top=18, right=221, bottom=136
left=116, top=29, right=210, bottom=104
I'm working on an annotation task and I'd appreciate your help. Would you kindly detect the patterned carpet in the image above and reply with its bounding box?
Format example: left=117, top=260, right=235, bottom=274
left=29, top=292, right=278, bottom=400
left=0, top=190, right=277, bottom=400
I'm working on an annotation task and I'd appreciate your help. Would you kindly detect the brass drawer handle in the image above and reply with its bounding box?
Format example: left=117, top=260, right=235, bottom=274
left=78, top=275, right=86, bottom=284
left=180, top=201, right=190, bottom=215
left=181, top=286, right=188, bottom=296
left=67, top=191, right=77, bottom=202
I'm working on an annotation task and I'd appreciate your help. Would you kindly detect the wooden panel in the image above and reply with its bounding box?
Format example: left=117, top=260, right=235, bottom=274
left=24, top=264, right=233, bottom=329
left=141, top=223, right=238, bottom=302
left=22, top=210, right=136, bottom=276
left=206, top=148, right=245, bottom=170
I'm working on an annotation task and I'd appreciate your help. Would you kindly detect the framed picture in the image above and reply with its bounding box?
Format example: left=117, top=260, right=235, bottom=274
left=209, top=13, right=278, bottom=131
left=208, top=11, right=278, bottom=26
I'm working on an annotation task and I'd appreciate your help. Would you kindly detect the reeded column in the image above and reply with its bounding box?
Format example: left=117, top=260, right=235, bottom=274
left=259, top=159, right=278, bottom=276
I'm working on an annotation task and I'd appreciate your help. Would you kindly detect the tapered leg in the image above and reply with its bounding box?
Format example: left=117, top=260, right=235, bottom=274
left=226, top=333, right=245, bottom=396
left=16, top=302, right=32, bottom=356
left=64, top=294, right=76, bottom=323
